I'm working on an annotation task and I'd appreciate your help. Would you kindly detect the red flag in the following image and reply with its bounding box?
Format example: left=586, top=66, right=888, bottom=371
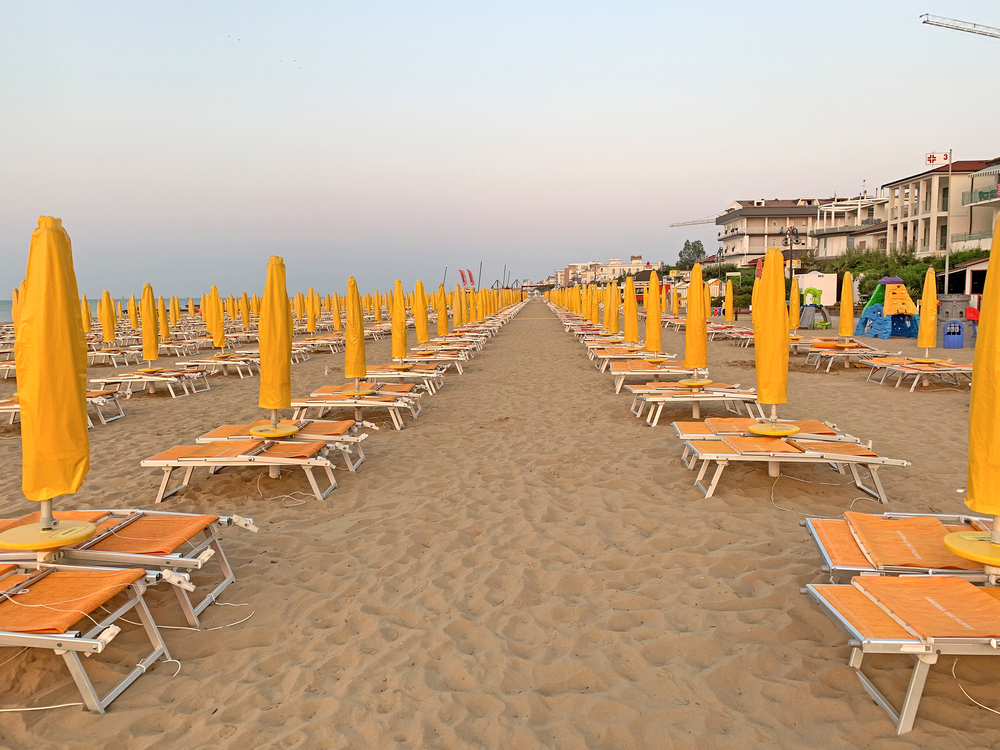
left=466, top=269, right=475, bottom=285
left=458, top=270, right=468, bottom=285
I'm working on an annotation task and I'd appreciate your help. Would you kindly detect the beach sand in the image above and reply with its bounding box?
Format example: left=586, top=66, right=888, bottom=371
left=0, top=298, right=996, bottom=749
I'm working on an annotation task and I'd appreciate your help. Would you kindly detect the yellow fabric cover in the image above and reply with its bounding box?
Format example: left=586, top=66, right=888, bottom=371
left=80, top=294, right=91, bottom=333
left=210, top=286, right=225, bottom=349
left=644, top=271, right=661, bottom=352
left=788, top=275, right=800, bottom=330
left=140, top=282, right=159, bottom=362
left=622, top=276, right=639, bottom=343
left=100, top=289, right=115, bottom=343
left=391, top=279, right=408, bottom=358
left=684, top=264, right=707, bottom=369
left=839, top=271, right=853, bottom=337
left=414, top=280, right=430, bottom=344
left=916, top=267, right=937, bottom=348
left=607, top=280, right=620, bottom=334
left=753, top=247, right=789, bottom=405
left=127, top=295, right=139, bottom=329
left=17, top=217, right=90, bottom=501
left=240, top=292, right=250, bottom=328
left=158, top=295, right=169, bottom=339
left=344, top=276, right=367, bottom=379
left=967, top=215, right=1000, bottom=515
left=724, top=279, right=734, bottom=322
left=436, top=284, right=449, bottom=336
left=306, top=288, right=317, bottom=333
left=259, top=255, right=292, bottom=410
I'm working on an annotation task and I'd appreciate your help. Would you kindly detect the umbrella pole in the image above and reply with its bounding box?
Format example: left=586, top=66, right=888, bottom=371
left=269, top=409, right=280, bottom=478
left=39, top=499, right=56, bottom=530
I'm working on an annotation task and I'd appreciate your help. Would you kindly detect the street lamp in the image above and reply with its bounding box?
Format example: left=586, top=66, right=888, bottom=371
left=778, top=227, right=804, bottom=279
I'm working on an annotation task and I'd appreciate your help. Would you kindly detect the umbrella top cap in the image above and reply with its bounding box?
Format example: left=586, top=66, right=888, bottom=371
left=37, top=216, right=62, bottom=229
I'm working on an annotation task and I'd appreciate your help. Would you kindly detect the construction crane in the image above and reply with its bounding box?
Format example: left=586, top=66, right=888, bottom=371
left=669, top=214, right=719, bottom=228
left=920, top=14, right=1000, bottom=40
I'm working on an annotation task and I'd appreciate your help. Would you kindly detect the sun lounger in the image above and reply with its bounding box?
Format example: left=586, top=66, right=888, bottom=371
left=0, top=362, right=14, bottom=379
left=141, top=440, right=337, bottom=502
left=0, top=392, right=125, bottom=427
left=862, top=360, right=974, bottom=391
left=681, top=436, right=907, bottom=502
left=196, top=419, right=367, bottom=472
left=631, top=385, right=763, bottom=423
left=590, top=347, right=671, bottom=372
left=804, top=511, right=992, bottom=583
left=0, top=509, right=257, bottom=628
left=400, top=351, right=468, bottom=374
left=610, top=361, right=700, bottom=394
left=91, top=368, right=210, bottom=398
left=363, top=363, right=447, bottom=394
left=86, top=348, right=142, bottom=368
left=803, top=343, right=898, bottom=372
left=671, top=418, right=862, bottom=466
left=179, top=355, right=259, bottom=378
left=291, top=390, right=415, bottom=430
left=0, top=562, right=172, bottom=713
left=805, top=576, right=1000, bottom=734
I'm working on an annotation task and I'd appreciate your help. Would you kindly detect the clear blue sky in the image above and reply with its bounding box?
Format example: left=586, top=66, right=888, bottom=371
left=2, top=1, right=998, bottom=297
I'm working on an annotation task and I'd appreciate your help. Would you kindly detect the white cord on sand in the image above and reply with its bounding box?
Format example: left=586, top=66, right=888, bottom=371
left=953, top=658, right=1000, bottom=717
left=0, top=702, right=84, bottom=713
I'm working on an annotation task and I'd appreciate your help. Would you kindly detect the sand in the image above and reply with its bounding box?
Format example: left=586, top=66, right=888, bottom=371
left=0, top=298, right=997, bottom=749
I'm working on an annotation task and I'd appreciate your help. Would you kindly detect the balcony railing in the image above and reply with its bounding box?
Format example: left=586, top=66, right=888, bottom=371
left=951, top=231, right=993, bottom=243
left=962, top=186, right=999, bottom=206
left=809, top=219, right=884, bottom=237
left=901, top=205, right=909, bottom=218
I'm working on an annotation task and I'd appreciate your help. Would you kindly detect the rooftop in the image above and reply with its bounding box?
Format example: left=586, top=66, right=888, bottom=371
left=882, top=159, right=1000, bottom=188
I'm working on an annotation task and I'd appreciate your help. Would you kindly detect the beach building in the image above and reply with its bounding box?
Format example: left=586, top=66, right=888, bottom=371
left=716, top=199, right=826, bottom=267
left=882, top=158, right=999, bottom=256
left=808, top=194, right=889, bottom=258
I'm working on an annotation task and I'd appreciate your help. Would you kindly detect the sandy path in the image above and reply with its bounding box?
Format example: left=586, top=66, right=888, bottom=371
left=0, top=299, right=996, bottom=748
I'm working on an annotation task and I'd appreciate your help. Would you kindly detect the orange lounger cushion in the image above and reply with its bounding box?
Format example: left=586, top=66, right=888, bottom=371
left=811, top=584, right=910, bottom=640
left=723, top=436, right=804, bottom=454
left=200, top=424, right=255, bottom=439
left=853, top=577, right=1000, bottom=638
left=705, top=418, right=757, bottom=433
left=689, top=440, right=739, bottom=456
left=674, top=422, right=714, bottom=436
left=845, top=512, right=981, bottom=571
left=810, top=519, right=872, bottom=569
left=791, top=441, right=878, bottom=458
left=86, top=515, right=219, bottom=555
left=375, top=383, right=415, bottom=394
left=262, top=441, right=327, bottom=460
left=0, top=569, right=146, bottom=634
left=294, top=421, right=355, bottom=437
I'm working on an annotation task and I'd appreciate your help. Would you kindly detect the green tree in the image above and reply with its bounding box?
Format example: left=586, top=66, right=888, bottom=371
left=676, top=240, right=706, bottom=270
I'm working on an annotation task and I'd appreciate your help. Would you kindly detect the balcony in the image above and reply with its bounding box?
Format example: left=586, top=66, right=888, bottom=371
left=962, top=186, right=999, bottom=206
left=951, top=231, right=993, bottom=243
left=718, top=227, right=792, bottom=238
left=809, top=219, right=884, bottom=237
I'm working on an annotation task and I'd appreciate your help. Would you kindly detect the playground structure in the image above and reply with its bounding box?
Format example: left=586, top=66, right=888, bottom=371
left=798, top=286, right=833, bottom=330
left=854, top=276, right=918, bottom=340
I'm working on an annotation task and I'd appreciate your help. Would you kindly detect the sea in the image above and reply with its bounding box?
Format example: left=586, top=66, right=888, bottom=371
left=0, top=298, right=133, bottom=324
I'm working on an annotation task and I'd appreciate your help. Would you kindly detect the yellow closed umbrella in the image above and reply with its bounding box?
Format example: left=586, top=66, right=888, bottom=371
left=965, top=217, right=1000, bottom=535
left=591, top=284, right=600, bottom=324
left=258, top=256, right=293, bottom=434
left=210, top=286, right=226, bottom=349
left=839, top=271, right=854, bottom=337
left=250, top=294, right=260, bottom=319
left=685, top=264, right=707, bottom=372
left=188, top=297, right=196, bottom=319
left=170, top=296, right=180, bottom=327
left=436, top=284, right=449, bottom=335
left=644, top=271, right=661, bottom=353
left=789, top=276, right=800, bottom=331
left=117, top=300, right=123, bottom=320
left=158, top=295, right=170, bottom=340
left=128, top=294, right=139, bottom=329
left=671, top=284, right=679, bottom=317
left=724, top=280, right=734, bottom=322
left=917, top=267, right=938, bottom=353
left=414, top=281, right=430, bottom=344
left=373, top=291, right=382, bottom=323
left=607, top=281, right=620, bottom=334
left=141, top=283, right=158, bottom=362
left=391, top=279, right=408, bottom=358
left=100, top=289, right=116, bottom=344
left=306, top=288, right=317, bottom=333
left=623, top=276, right=639, bottom=343
left=344, top=276, right=367, bottom=389
left=80, top=294, right=91, bottom=333
left=240, top=293, right=250, bottom=328
left=453, top=285, right=463, bottom=327
left=0, top=216, right=93, bottom=547
left=331, top=294, right=342, bottom=330
left=754, top=248, right=790, bottom=427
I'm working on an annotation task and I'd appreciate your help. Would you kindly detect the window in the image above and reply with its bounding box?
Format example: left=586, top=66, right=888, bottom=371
left=941, top=186, right=949, bottom=211
left=866, top=207, right=874, bottom=220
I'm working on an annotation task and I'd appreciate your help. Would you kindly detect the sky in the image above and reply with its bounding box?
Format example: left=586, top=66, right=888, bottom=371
left=2, top=1, right=999, bottom=297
